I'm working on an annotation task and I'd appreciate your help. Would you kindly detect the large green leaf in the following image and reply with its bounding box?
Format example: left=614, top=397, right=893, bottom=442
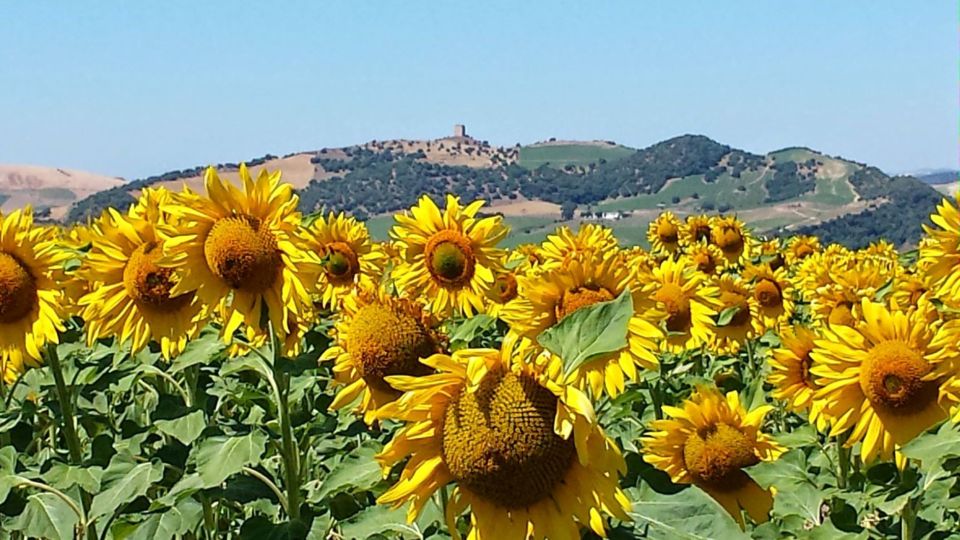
left=7, top=492, right=80, bottom=540
left=338, top=504, right=424, bottom=540
left=900, top=421, right=960, bottom=474
left=447, top=314, right=497, bottom=346
left=311, top=441, right=384, bottom=502
left=537, top=289, right=633, bottom=375
left=155, top=410, right=207, bottom=445
left=169, top=328, right=227, bottom=373
left=90, top=461, right=164, bottom=521
left=43, top=463, right=103, bottom=493
left=127, top=497, right=204, bottom=540
left=746, top=449, right=816, bottom=490
left=192, top=431, right=268, bottom=487
left=627, top=484, right=749, bottom=540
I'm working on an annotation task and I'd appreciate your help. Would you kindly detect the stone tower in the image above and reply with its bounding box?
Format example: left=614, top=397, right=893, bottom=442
left=453, top=124, right=466, bottom=138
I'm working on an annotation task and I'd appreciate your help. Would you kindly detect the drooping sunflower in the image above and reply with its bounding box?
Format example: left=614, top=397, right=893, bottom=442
left=320, top=286, right=444, bottom=423
left=159, top=164, right=321, bottom=342
left=390, top=195, right=507, bottom=317
left=306, top=211, right=385, bottom=308
left=811, top=299, right=957, bottom=462
left=0, top=208, right=67, bottom=383
left=682, top=241, right=725, bottom=277
left=785, top=235, right=821, bottom=267
left=710, top=215, right=752, bottom=268
left=639, top=257, right=720, bottom=353
left=768, top=326, right=827, bottom=430
left=647, top=211, right=683, bottom=255
left=642, top=385, right=785, bottom=527
left=536, top=223, right=619, bottom=268
left=742, top=264, right=795, bottom=329
left=375, top=346, right=631, bottom=540
left=920, top=196, right=960, bottom=299
left=499, top=254, right=662, bottom=397
left=710, top=275, right=764, bottom=355
left=680, top=214, right=714, bottom=248
left=484, top=253, right=524, bottom=319
left=80, top=196, right=206, bottom=359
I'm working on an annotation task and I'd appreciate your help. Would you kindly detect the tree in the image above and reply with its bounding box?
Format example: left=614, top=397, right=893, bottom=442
left=561, top=201, right=577, bottom=220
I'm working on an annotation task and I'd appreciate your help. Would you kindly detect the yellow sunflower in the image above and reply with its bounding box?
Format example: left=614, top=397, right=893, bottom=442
left=710, top=215, right=753, bottom=268
left=159, top=164, right=320, bottom=343
left=375, top=346, right=631, bottom=540
left=811, top=299, right=957, bottom=462
left=642, top=385, right=785, bottom=527
left=80, top=198, right=206, bottom=359
left=639, top=257, right=720, bottom=353
left=681, top=241, right=725, bottom=277
left=390, top=195, right=507, bottom=317
left=785, top=235, right=821, bottom=266
left=743, top=264, right=795, bottom=329
left=680, top=214, right=714, bottom=247
left=710, top=275, right=764, bottom=355
left=484, top=253, right=523, bottom=319
left=499, top=254, right=662, bottom=397
left=320, top=286, right=444, bottom=423
left=306, top=211, right=385, bottom=308
left=647, top=211, right=683, bottom=255
left=807, top=262, right=892, bottom=328
left=536, top=223, right=619, bottom=268
left=756, top=238, right=786, bottom=272
left=0, top=209, right=67, bottom=383
left=920, top=196, right=960, bottom=298
left=768, top=326, right=827, bottom=430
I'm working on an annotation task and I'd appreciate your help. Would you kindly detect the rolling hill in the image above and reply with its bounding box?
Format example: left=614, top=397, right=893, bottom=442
left=0, top=164, right=124, bottom=220
left=49, top=132, right=949, bottom=249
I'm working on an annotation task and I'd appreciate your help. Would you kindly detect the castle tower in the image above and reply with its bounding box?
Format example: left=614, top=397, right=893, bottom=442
left=453, top=124, right=466, bottom=138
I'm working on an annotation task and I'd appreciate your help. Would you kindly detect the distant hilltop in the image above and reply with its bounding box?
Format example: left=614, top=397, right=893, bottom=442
left=4, top=124, right=945, bottom=249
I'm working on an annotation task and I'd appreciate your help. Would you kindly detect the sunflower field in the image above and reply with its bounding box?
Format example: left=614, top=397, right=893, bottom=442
left=1, top=164, right=960, bottom=540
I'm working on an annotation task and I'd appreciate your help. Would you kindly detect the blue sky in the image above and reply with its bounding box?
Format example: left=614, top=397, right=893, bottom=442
left=0, top=1, right=955, bottom=179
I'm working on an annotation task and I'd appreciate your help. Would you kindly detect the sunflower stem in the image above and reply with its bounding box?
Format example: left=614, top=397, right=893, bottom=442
left=836, top=433, right=851, bottom=490
left=649, top=379, right=664, bottom=420
left=46, top=343, right=97, bottom=540
left=900, top=496, right=916, bottom=540
left=270, top=323, right=301, bottom=521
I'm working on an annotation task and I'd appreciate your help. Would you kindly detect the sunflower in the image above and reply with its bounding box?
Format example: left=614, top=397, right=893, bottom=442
left=756, top=239, right=786, bottom=272
left=639, top=257, right=720, bottom=353
left=499, top=254, right=661, bottom=397
left=390, top=195, right=507, bottom=317
left=785, top=235, right=821, bottom=267
left=647, top=211, right=683, bottom=255
left=320, top=286, right=444, bottom=423
left=710, top=216, right=752, bottom=268
left=536, top=223, right=619, bottom=268
left=807, top=263, right=891, bottom=328
left=710, top=275, right=764, bottom=355
left=680, top=214, right=713, bottom=247
left=80, top=197, right=206, bottom=359
left=0, top=209, right=67, bottom=383
left=374, top=346, right=631, bottom=540
left=159, top=164, right=320, bottom=343
left=768, top=326, right=827, bottom=429
left=743, top=264, right=794, bottom=329
left=484, top=253, right=524, bottom=319
left=810, top=299, right=957, bottom=462
left=642, top=385, right=785, bottom=527
left=920, top=196, right=960, bottom=298
left=306, top=211, right=385, bottom=308
left=682, top=242, right=725, bottom=277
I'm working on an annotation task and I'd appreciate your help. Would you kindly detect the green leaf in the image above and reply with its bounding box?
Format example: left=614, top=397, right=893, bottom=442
left=192, top=431, right=268, bottom=487
left=127, top=497, right=204, bottom=540
left=43, top=463, right=103, bottom=493
left=90, top=461, right=164, bottom=521
left=155, top=410, right=207, bottom=445
left=338, top=504, right=424, bottom=540
left=311, top=441, right=384, bottom=502
left=716, top=305, right=741, bottom=327
left=627, top=484, right=749, bottom=540
left=746, top=449, right=815, bottom=490
left=169, top=328, right=227, bottom=373
left=900, top=421, right=960, bottom=474
left=448, top=314, right=497, bottom=345
left=537, top=289, right=633, bottom=375
left=7, top=492, right=80, bottom=540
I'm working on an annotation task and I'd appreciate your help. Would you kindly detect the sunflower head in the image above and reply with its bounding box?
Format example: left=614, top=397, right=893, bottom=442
left=536, top=223, right=620, bottom=268
left=308, top=212, right=384, bottom=307
left=710, top=216, right=751, bottom=266
left=681, top=214, right=714, bottom=247
left=683, top=242, right=725, bottom=277
left=785, top=235, right=821, bottom=266
left=642, top=257, right=720, bottom=352
left=647, top=211, right=683, bottom=254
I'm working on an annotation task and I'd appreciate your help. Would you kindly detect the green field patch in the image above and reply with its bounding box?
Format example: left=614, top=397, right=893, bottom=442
left=518, top=144, right=635, bottom=169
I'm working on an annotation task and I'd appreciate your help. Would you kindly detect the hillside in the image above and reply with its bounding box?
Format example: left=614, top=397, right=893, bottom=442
left=59, top=133, right=946, bottom=249
left=918, top=170, right=958, bottom=185
left=0, top=164, right=124, bottom=220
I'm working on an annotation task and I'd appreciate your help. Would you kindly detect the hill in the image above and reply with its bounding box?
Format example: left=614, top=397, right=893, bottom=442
left=918, top=170, right=958, bottom=185
left=0, top=164, right=124, bottom=220
left=59, top=132, right=946, bottom=249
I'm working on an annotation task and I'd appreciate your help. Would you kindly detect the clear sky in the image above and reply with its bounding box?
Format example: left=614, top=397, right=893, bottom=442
left=0, top=1, right=956, bottom=180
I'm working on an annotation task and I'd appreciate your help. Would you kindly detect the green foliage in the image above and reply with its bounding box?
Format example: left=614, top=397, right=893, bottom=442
left=538, top=290, right=633, bottom=375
